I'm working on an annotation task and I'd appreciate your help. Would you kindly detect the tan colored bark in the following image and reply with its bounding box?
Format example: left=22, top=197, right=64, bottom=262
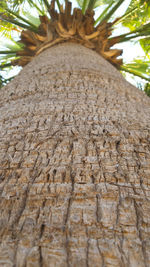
left=0, top=43, right=150, bottom=267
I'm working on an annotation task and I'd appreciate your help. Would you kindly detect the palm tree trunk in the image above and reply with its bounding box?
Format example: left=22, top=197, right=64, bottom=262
left=0, top=43, right=150, bottom=267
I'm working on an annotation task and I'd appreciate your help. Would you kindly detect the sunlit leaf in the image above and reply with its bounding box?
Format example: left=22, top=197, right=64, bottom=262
left=122, top=0, right=150, bottom=31
left=121, top=59, right=150, bottom=82
left=140, top=38, right=150, bottom=60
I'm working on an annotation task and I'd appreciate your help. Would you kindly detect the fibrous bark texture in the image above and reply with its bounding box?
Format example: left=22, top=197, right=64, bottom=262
left=0, top=43, right=150, bottom=267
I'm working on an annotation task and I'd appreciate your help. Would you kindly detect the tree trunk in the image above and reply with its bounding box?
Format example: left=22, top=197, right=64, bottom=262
left=0, top=43, right=150, bottom=267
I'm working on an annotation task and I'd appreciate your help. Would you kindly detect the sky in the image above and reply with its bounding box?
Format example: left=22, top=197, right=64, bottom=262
left=0, top=0, right=147, bottom=88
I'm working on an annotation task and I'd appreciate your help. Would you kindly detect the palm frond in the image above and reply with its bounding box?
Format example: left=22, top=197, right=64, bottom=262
left=4, top=8, right=39, bottom=30
left=56, top=0, right=62, bottom=12
left=81, top=0, right=88, bottom=14
left=100, top=0, right=124, bottom=23
left=0, top=73, right=15, bottom=88
left=43, top=0, right=50, bottom=10
left=140, top=37, right=150, bottom=60
left=27, top=0, right=45, bottom=15
left=112, top=5, right=139, bottom=26
left=0, top=63, right=12, bottom=68
left=77, top=0, right=106, bottom=13
left=0, top=13, right=39, bottom=32
left=87, top=0, right=97, bottom=10
left=120, top=59, right=150, bottom=82
left=110, top=22, right=150, bottom=43
left=94, top=0, right=115, bottom=25
left=122, top=0, right=150, bottom=31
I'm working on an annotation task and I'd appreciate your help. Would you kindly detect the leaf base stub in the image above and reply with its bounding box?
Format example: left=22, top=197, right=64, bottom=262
left=12, top=1, right=123, bottom=68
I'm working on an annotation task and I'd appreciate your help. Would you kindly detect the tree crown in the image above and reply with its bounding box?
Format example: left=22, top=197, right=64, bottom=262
left=0, top=0, right=150, bottom=95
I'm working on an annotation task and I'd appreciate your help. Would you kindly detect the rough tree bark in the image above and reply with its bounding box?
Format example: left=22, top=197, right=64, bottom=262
left=0, top=43, right=150, bottom=267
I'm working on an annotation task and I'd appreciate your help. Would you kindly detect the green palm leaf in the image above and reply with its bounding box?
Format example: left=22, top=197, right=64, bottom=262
left=120, top=59, right=150, bottom=82
left=77, top=0, right=105, bottom=12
